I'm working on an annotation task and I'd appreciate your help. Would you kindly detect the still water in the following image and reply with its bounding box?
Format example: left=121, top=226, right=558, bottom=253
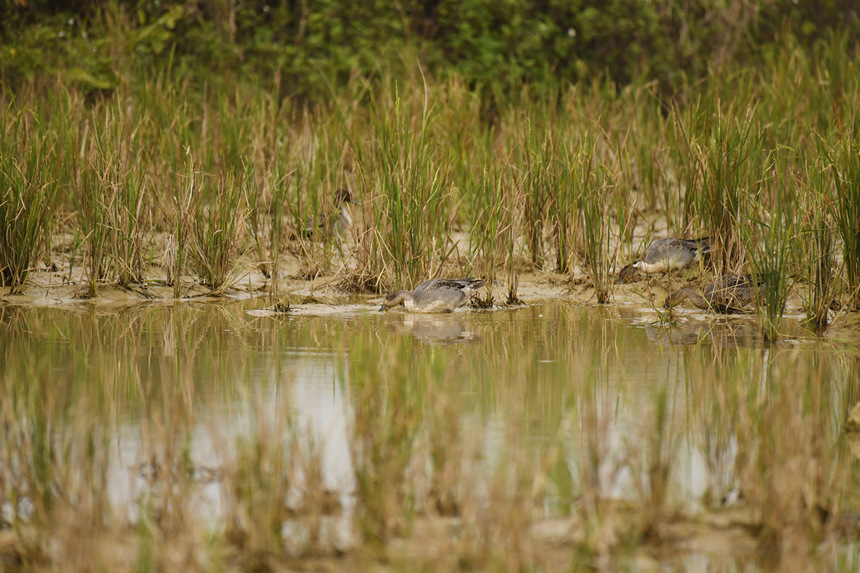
left=2, top=300, right=859, bottom=568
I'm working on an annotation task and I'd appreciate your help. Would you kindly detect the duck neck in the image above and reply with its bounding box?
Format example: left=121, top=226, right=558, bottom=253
left=387, top=290, right=413, bottom=309
left=666, top=288, right=711, bottom=310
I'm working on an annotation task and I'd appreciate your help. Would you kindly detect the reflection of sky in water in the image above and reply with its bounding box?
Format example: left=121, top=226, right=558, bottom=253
left=109, top=349, right=353, bottom=523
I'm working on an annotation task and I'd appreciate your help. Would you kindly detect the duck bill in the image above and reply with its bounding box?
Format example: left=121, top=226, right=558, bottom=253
left=378, top=303, right=387, bottom=312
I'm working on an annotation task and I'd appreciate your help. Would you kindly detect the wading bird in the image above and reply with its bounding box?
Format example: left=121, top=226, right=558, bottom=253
left=618, top=237, right=711, bottom=282
left=379, top=278, right=487, bottom=313
left=663, top=273, right=762, bottom=313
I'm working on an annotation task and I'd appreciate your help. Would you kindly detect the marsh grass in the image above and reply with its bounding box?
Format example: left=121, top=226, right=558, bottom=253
left=822, top=127, right=860, bottom=310
left=2, top=55, right=860, bottom=308
left=740, top=148, right=798, bottom=341
left=191, top=171, right=246, bottom=292
left=376, top=93, right=453, bottom=288
left=520, top=116, right=553, bottom=268
left=170, top=150, right=199, bottom=297
left=801, top=162, right=838, bottom=332
left=0, top=105, right=59, bottom=293
left=695, top=104, right=760, bottom=274
left=575, top=133, right=615, bottom=303
left=267, top=160, right=292, bottom=303
left=466, top=159, right=520, bottom=293
left=75, top=140, right=112, bottom=298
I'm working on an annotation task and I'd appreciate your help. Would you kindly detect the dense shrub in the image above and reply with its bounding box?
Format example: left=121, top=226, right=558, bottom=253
left=1, top=0, right=858, bottom=97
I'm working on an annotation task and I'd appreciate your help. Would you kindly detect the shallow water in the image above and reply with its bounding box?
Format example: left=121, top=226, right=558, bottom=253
left=2, top=300, right=859, bottom=569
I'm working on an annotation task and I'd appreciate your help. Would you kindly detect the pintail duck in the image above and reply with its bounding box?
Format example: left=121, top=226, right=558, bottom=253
left=618, top=237, right=711, bottom=282
left=664, top=273, right=762, bottom=313
left=379, top=278, right=487, bottom=313
left=304, top=188, right=355, bottom=238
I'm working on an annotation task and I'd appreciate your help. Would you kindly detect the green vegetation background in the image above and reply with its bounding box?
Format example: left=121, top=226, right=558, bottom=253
left=2, top=0, right=858, bottom=97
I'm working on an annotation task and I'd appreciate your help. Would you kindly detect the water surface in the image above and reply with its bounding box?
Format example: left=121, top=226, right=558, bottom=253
left=2, top=301, right=859, bottom=569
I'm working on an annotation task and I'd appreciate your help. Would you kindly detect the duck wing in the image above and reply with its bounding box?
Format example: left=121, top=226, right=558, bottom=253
left=414, top=278, right=486, bottom=293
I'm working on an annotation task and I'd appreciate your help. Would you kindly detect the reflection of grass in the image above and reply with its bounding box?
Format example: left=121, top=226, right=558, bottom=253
left=1, top=304, right=858, bottom=569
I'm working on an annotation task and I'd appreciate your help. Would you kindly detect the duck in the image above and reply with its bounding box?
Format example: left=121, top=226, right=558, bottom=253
left=663, top=273, right=762, bottom=313
left=303, top=188, right=355, bottom=238
left=618, top=237, right=711, bottom=282
left=379, top=278, right=487, bottom=313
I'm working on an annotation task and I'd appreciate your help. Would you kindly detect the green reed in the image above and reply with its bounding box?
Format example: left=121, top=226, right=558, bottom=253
left=0, top=105, right=59, bottom=293
left=2, top=40, right=860, bottom=308
left=192, top=170, right=245, bottom=291
left=466, top=158, right=519, bottom=293
left=695, top=104, right=761, bottom=274
left=75, top=130, right=111, bottom=298
left=669, top=102, right=704, bottom=233
left=740, top=148, right=797, bottom=341
left=370, top=90, right=452, bottom=289
left=801, top=158, right=838, bottom=333
left=574, top=133, right=614, bottom=303
left=616, top=82, right=668, bottom=217
left=171, top=150, right=199, bottom=297
left=519, top=115, right=552, bottom=267
left=268, top=159, right=292, bottom=302
left=96, top=99, right=149, bottom=287
left=549, top=141, right=578, bottom=275
left=822, top=127, right=860, bottom=310
left=515, top=113, right=579, bottom=274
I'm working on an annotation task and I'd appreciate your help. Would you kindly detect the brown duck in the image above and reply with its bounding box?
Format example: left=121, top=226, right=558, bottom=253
left=664, top=274, right=762, bottom=313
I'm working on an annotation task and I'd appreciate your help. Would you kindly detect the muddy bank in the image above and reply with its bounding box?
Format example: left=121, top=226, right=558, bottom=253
left=2, top=233, right=857, bottom=342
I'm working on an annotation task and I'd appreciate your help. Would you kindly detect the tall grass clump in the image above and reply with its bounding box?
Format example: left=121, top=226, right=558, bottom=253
left=514, top=112, right=578, bottom=274
left=366, top=89, right=452, bottom=289
left=613, top=82, right=670, bottom=226
left=690, top=105, right=762, bottom=274
left=822, top=128, right=860, bottom=310
left=0, top=106, right=59, bottom=293
left=73, top=131, right=112, bottom=298
left=169, top=149, right=200, bottom=297
left=91, top=100, right=150, bottom=288
left=242, top=99, right=295, bottom=295
left=800, top=159, right=837, bottom=332
left=669, top=103, right=704, bottom=234
left=466, top=157, right=522, bottom=302
left=192, top=171, right=246, bottom=291
left=519, top=116, right=553, bottom=268
left=741, top=148, right=797, bottom=341
left=574, top=133, right=615, bottom=303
